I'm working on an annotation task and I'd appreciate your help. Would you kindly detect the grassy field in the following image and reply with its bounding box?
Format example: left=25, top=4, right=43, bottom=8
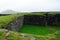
left=20, top=24, right=56, bottom=36
left=0, top=29, right=60, bottom=40
left=51, top=26, right=60, bottom=31
left=19, top=24, right=60, bottom=40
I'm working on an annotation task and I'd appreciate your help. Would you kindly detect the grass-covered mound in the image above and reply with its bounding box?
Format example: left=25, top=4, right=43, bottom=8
left=0, top=14, right=23, bottom=28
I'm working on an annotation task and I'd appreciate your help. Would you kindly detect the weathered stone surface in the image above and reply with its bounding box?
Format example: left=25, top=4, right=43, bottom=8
left=24, top=15, right=46, bottom=26
left=4, top=16, right=24, bottom=31
left=30, top=37, right=36, bottom=40
left=24, top=14, right=60, bottom=26
left=46, top=14, right=60, bottom=26
left=20, top=33, right=26, bottom=38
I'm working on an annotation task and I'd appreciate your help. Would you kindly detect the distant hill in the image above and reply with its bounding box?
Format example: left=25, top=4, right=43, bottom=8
left=0, top=10, right=17, bottom=14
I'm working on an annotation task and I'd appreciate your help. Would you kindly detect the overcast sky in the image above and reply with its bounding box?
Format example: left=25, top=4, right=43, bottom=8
left=0, top=0, right=60, bottom=12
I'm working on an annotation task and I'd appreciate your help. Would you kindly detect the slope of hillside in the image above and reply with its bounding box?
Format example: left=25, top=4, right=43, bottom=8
left=0, top=14, right=22, bottom=28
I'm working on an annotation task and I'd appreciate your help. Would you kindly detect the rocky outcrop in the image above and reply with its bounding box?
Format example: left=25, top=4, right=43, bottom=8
left=24, top=14, right=60, bottom=26
left=46, top=14, right=60, bottom=26
left=4, top=16, right=24, bottom=31
left=24, top=15, right=46, bottom=26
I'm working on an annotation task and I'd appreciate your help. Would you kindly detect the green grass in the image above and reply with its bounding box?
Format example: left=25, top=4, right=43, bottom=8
left=19, top=24, right=60, bottom=40
left=52, top=26, right=60, bottom=31
left=7, top=31, right=22, bottom=40
left=23, top=12, right=60, bottom=15
left=0, top=29, right=58, bottom=40
left=20, top=24, right=55, bottom=36
left=0, top=14, right=22, bottom=28
left=0, top=29, right=22, bottom=40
